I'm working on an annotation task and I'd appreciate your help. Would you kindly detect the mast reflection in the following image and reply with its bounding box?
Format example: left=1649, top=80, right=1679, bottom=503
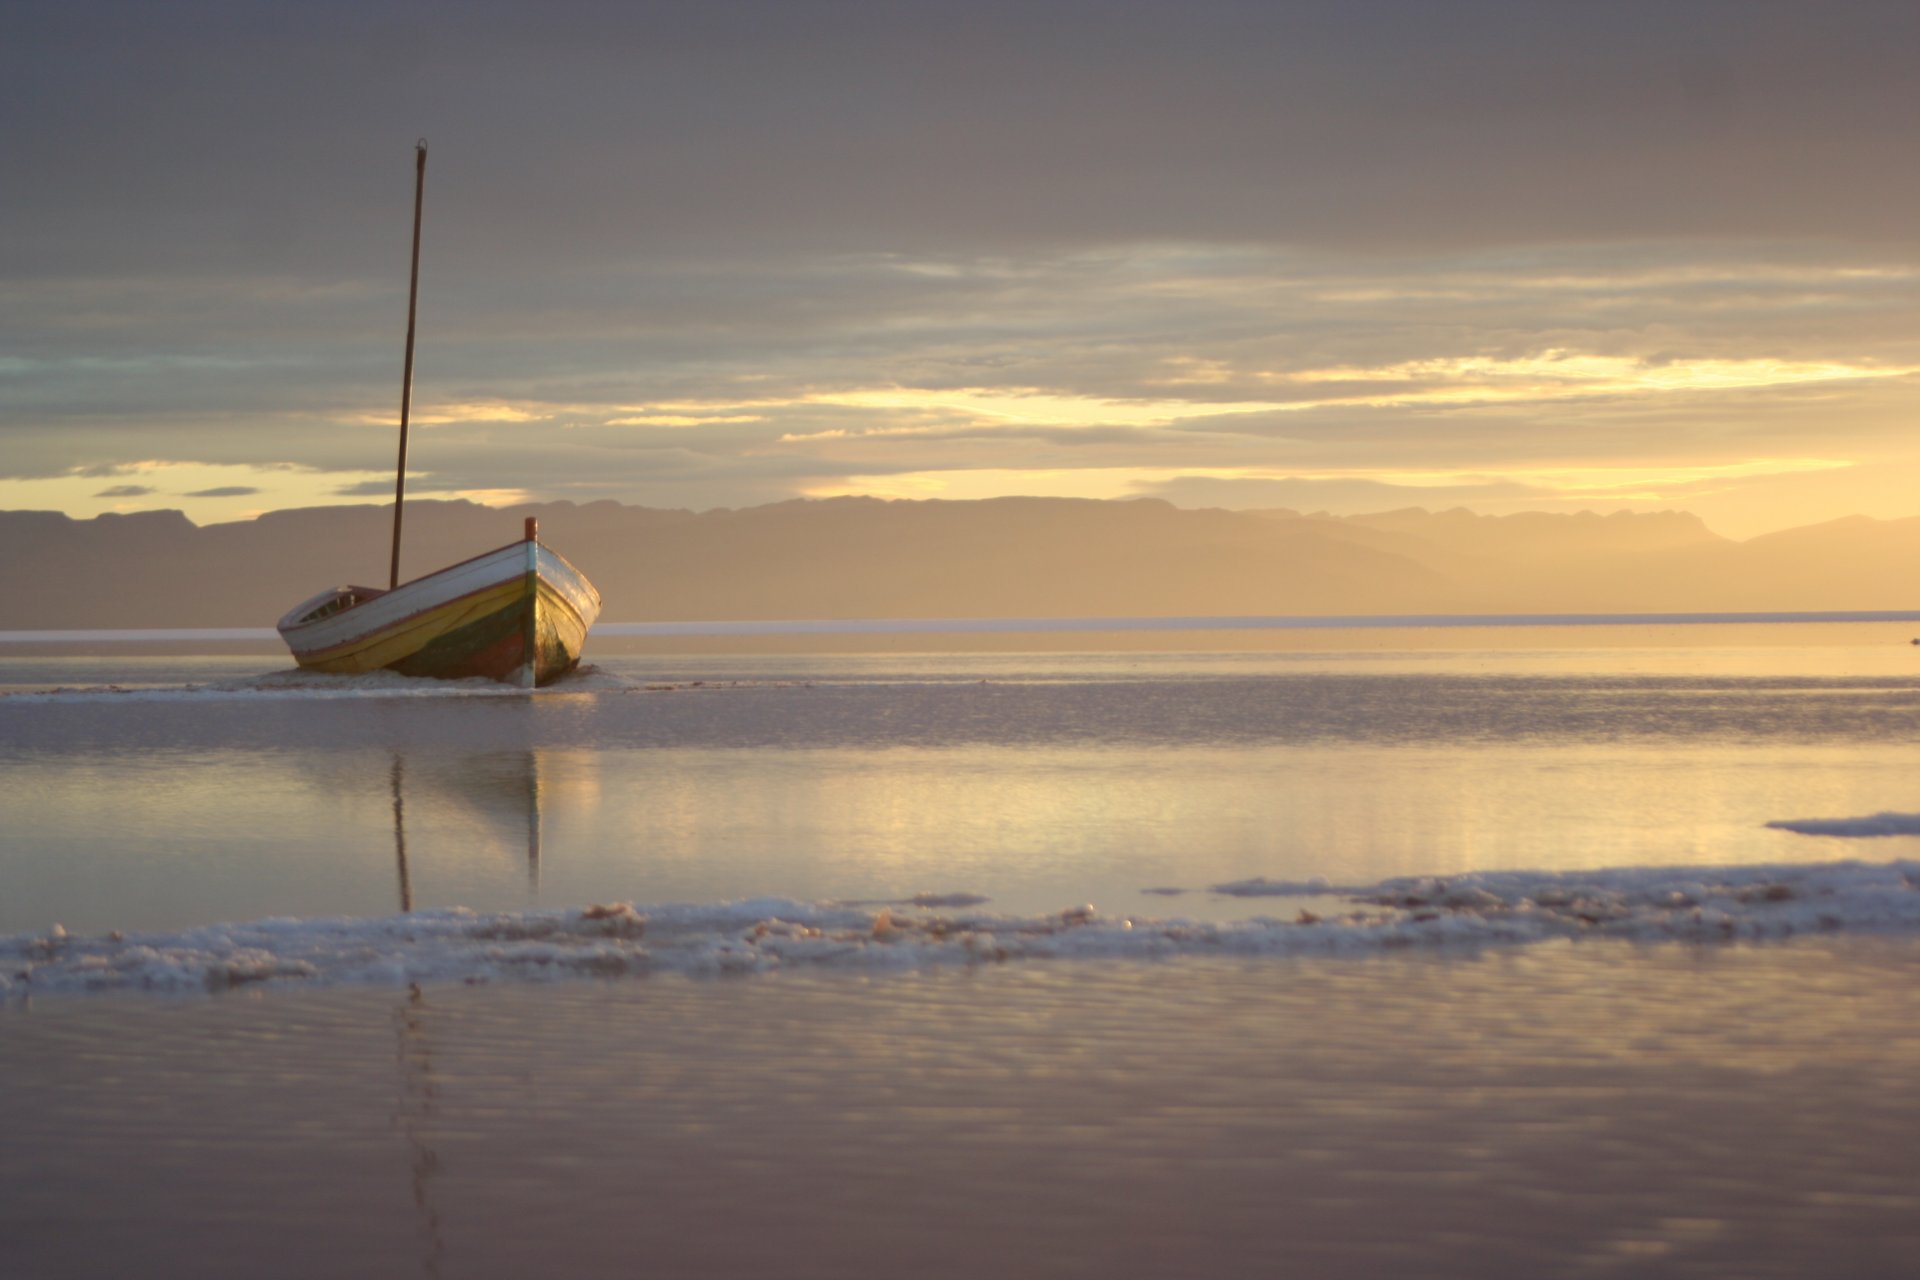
left=386, top=748, right=546, bottom=915
left=525, top=748, right=541, bottom=897
left=392, top=755, right=413, bottom=913
left=388, top=750, right=446, bottom=1278
left=393, top=983, right=446, bottom=1279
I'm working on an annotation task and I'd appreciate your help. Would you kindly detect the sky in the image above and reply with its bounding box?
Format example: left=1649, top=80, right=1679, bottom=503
left=4, top=0, right=1918, bottom=539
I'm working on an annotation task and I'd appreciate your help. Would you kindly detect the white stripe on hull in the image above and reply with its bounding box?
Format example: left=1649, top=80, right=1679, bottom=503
left=278, top=538, right=602, bottom=675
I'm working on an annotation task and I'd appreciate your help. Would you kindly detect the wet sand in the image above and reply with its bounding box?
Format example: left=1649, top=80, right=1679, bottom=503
left=5, top=940, right=1920, bottom=1279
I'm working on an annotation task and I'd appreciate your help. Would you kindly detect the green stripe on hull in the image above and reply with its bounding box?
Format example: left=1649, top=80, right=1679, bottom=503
left=385, top=580, right=587, bottom=685
left=388, top=596, right=530, bottom=683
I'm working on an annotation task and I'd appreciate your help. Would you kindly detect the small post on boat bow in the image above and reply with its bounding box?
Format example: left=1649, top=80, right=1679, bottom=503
left=389, top=140, right=428, bottom=590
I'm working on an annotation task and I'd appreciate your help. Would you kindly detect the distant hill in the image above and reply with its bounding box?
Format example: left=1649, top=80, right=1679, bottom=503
left=2, top=496, right=1916, bottom=629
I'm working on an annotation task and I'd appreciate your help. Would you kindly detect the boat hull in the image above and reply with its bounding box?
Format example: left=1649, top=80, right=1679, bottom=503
left=277, top=539, right=601, bottom=687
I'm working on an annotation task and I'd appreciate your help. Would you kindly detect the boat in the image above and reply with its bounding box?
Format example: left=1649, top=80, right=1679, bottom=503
left=277, top=517, right=600, bottom=687
left=276, top=141, right=602, bottom=687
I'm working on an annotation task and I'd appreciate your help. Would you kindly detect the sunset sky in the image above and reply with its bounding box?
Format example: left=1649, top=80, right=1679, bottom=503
left=4, top=0, right=1917, bottom=538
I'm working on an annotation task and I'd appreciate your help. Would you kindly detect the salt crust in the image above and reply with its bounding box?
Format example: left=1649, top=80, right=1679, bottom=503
left=7, top=860, right=1919, bottom=1000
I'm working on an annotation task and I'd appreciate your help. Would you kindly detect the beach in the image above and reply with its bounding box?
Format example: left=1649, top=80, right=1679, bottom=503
left=6, top=624, right=1920, bottom=1276
left=7, top=945, right=1920, bottom=1278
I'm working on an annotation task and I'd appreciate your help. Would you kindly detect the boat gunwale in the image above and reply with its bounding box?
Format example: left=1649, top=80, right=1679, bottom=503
left=279, top=540, right=598, bottom=654
left=281, top=537, right=596, bottom=625
left=289, top=576, right=531, bottom=664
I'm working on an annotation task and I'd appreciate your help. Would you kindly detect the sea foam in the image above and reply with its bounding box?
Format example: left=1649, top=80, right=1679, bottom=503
left=7, top=859, right=1919, bottom=1000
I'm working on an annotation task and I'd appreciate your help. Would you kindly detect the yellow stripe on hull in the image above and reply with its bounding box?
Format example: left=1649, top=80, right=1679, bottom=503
left=297, top=577, right=530, bottom=675
left=280, top=535, right=601, bottom=685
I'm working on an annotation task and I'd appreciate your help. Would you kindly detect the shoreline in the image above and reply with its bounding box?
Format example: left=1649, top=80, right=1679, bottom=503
left=10, top=853, right=1920, bottom=1001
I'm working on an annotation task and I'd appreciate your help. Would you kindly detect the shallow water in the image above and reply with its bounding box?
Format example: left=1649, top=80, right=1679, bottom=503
left=5, top=642, right=1920, bottom=937
left=8, top=629, right=1920, bottom=1276
left=6, top=944, right=1920, bottom=1279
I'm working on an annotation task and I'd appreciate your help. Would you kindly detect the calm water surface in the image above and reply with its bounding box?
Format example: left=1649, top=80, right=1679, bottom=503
left=4, top=637, right=1920, bottom=935
left=6, top=945, right=1920, bottom=1279
left=7, top=628, right=1920, bottom=1278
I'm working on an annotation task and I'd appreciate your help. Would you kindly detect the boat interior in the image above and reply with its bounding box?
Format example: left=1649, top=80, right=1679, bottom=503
left=293, top=585, right=389, bottom=626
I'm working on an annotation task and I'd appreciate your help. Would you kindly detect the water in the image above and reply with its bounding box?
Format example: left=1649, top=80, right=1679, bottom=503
left=7, top=946, right=1920, bottom=1279
left=5, top=635, right=1920, bottom=939
left=7, top=623, right=1920, bottom=1277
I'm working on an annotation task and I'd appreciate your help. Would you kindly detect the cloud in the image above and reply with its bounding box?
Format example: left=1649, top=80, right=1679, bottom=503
left=350, top=403, right=547, bottom=427
left=6, top=3, right=1920, bottom=537
left=9, top=245, right=1915, bottom=520
left=11, top=1, right=1919, bottom=270
left=93, top=484, right=156, bottom=498
left=182, top=486, right=261, bottom=498
left=333, top=479, right=403, bottom=497
left=605, top=414, right=768, bottom=428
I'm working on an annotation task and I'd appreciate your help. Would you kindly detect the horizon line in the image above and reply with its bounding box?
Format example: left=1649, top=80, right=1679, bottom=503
left=9, top=611, right=1920, bottom=645
left=10, top=493, right=1900, bottom=543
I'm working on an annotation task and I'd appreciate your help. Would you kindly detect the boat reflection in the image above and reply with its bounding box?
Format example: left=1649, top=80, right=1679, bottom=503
left=392, top=756, right=415, bottom=913
left=386, top=748, right=548, bottom=913
left=390, top=750, right=533, bottom=1279
left=392, top=981, right=446, bottom=1280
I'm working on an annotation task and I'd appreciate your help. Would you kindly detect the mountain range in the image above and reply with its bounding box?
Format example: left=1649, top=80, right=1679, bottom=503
left=4, top=496, right=1918, bottom=629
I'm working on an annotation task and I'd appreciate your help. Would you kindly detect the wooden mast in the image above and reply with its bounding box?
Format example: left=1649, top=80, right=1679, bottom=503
left=389, top=140, right=428, bottom=590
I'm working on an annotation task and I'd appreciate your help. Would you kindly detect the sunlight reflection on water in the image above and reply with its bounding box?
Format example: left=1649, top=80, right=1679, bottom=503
left=5, top=642, right=1920, bottom=935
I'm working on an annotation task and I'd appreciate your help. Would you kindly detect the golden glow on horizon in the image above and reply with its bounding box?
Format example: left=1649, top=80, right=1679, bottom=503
left=606, top=413, right=768, bottom=427
left=1285, top=352, right=1914, bottom=396
left=446, top=487, right=537, bottom=507
left=805, top=468, right=1142, bottom=502
left=806, top=456, right=1855, bottom=507
left=799, top=387, right=1289, bottom=426
left=624, top=356, right=1918, bottom=442
left=425, top=346, right=1920, bottom=448
left=0, top=450, right=1886, bottom=540
left=349, top=402, right=546, bottom=427
left=0, top=462, right=412, bottom=525
left=17, top=338, right=1909, bottom=534
left=1377, top=457, right=1855, bottom=495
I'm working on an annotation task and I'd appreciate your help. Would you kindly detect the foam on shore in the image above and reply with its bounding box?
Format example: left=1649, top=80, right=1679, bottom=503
left=7, top=858, right=1919, bottom=999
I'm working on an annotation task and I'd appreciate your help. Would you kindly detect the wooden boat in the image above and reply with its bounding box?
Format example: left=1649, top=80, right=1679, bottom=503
left=277, top=141, right=602, bottom=687
left=278, top=517, right=601, bottom=687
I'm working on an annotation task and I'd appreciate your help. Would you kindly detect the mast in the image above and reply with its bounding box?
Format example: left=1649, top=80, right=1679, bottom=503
left=389, top=140, right=428, bottom=590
